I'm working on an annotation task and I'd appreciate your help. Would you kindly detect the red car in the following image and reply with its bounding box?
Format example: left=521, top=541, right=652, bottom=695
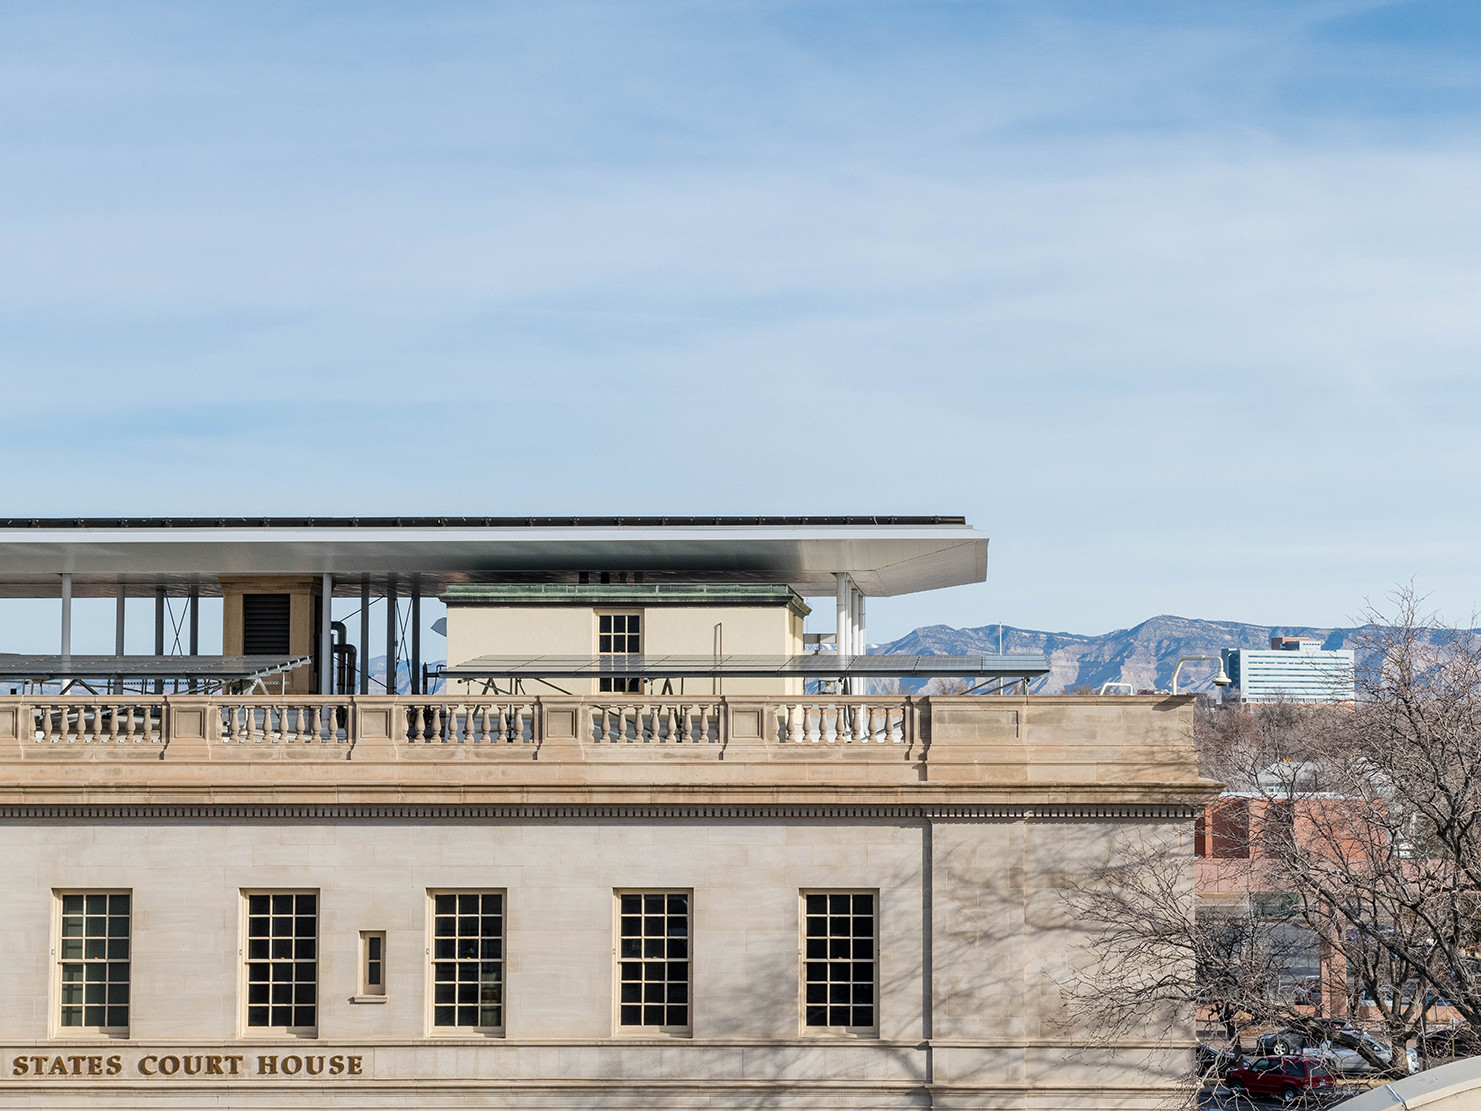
left=1226, top=1055, right=1337, bottom=1103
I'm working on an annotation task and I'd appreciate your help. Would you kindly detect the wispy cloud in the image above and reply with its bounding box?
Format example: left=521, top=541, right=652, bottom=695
left=0, top=0, right=1477, bottom=634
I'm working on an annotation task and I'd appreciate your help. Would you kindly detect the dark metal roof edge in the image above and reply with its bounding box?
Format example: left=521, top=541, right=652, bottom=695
left=0, top=515, right=970, bottom=530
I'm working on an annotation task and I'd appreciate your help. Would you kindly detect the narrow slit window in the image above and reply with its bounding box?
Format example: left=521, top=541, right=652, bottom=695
left=361, top=931, right=386, bottom=996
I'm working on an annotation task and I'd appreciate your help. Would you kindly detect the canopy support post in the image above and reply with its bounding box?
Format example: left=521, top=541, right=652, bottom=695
left=385, top=576, right=398, bottom=695
left=153, top=586, right=165, bottom=694
left=359, top=576, right=370, bottom=695
left=320, top=573, right=334, bottom=695
left=410, top=575, right=421, bottom=696
left=60, top=574, right=72, bottom=658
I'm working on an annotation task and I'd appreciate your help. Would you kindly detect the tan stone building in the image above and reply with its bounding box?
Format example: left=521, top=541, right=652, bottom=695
left=0, top=517, right=1214, bottom=1109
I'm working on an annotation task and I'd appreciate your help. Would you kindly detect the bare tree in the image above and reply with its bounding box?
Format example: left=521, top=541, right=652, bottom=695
left=1063, top=588, right=1481, bottom=1096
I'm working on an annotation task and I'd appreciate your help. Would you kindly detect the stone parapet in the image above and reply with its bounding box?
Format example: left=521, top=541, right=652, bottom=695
left=0, top=694, right=1218, bottom=809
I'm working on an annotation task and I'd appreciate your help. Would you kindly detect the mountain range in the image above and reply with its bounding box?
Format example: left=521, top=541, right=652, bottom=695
left=380, top=614, right=1437, bottom=697
left=872, top=614, right=1396, bottom=695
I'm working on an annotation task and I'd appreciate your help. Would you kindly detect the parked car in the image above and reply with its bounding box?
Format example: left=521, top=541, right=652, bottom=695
left=1418, top=1022, right=1481, bottom=1063
left=1254, top=1025, right=1397, bottom=1073
left=1195, top=1042, right=1240, bottom=1078
left=1225, top=1056, right=1338, bottom=1103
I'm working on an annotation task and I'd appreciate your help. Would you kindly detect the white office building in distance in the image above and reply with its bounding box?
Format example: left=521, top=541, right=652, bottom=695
left=1221, top=636, right=1357, bottom=703
left=0, top=516, right=1213, bottom=1110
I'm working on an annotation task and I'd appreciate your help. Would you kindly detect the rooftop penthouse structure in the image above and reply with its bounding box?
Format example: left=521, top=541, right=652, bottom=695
left=0, top=516, right=1214, bottom=1110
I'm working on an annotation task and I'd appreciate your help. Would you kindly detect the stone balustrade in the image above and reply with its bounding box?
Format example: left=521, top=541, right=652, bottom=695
left=0, top=693, right=1208, bottom=812
left=1, top=694, right=915, bottom=749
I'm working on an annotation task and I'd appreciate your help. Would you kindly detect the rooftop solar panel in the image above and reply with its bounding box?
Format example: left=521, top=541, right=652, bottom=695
left=0, top=655, right=311, bottom=682
left=441, top=654, right=1050, bottom=680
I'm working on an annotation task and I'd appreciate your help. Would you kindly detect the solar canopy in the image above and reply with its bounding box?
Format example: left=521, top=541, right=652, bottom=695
left=443, top=653, right=1050, bottom=681
left=0, top=654, right=311, bottom=684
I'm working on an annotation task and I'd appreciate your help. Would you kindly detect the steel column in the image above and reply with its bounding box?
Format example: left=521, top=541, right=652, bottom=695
left=115, top=584, right=126, bottom=656
left=385, top=576, right=398, bottom=694
left=188, top=585, right=199, bottom=655
left=187, top=584, right=199, bottom=691
left=320, top=573, right=334, bottom=695
left=359, top=576, right=370, bottom=695
left=60, top=574, right=72, bottom=657
left=153, top=586, right=165, bottom=695
left=410, top=575, right=421, bottom=696
left=835, top=574, right=850, bottom=661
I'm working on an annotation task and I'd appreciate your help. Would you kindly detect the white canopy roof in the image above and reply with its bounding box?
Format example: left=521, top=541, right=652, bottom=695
left=0, top=517, right=988, bottom=599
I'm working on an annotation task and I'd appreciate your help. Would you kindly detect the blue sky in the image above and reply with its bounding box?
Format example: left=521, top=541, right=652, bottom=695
left=2, top=0, right=1480, bottom=644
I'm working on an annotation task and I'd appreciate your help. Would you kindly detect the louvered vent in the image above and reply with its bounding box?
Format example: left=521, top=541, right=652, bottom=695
left=242, top=594, right=291, bottom=655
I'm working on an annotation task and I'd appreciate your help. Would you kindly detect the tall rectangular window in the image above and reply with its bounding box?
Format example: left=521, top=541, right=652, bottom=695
left=617, top=891, right=689, bottom=1031
left=598, top=613, right=642, bottom=693
left=803, top=891, right=876, bottom=1032
left=245, top=892, right=317, bottom=1032
left=57, top=892, right=130, bottom=1033
left=431, top=892, right=504, bottom=1032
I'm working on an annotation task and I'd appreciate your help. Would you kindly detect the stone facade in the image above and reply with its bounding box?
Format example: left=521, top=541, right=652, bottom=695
left=0, top=693, right=1215, bottom=1109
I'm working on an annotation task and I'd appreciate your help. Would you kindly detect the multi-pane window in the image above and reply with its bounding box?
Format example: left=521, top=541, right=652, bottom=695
left=803, top=892, right=876, bottom=1031
left=245, top=892, right=317, bottom=1031
left=431, top=892, right=504, bottom=1031
left=598, top=612, right=641, bottom=693
left=617, top=892, right=689, bottom=1030
left=57, top=892, right=130, bottom=1031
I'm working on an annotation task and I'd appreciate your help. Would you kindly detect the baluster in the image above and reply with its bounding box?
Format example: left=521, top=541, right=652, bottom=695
left=496, top=704, right=511, bottom=744
left=473, top=704, right=487, bottom=744
left=664, top=704, right=679, bottom=744
left=303, top=704, right=318, bottom=743
left=124, top=704, right=137, bottom=742
left=641, top=704, right=654, bottom=743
